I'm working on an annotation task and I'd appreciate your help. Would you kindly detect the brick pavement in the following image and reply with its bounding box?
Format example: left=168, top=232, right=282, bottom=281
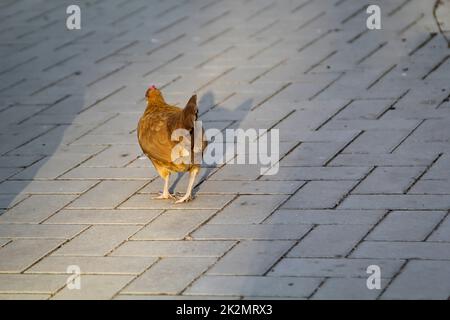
left=0, top=0, right=450, bottom=299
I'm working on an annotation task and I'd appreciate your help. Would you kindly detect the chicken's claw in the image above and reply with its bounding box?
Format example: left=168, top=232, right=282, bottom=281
left=174, top=194, right=193, bottom=204
left=153, top=193, right=176, bottom=200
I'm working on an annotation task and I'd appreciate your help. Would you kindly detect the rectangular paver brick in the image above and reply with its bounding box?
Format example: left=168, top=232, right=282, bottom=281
left=330, top=153, right=436, bottom=167
left=260, top=166, right=371, bottom=181
left=52, top=225, right=140, bottom=256
left=0, top=180, right=96, bottom=195
left=196, top=180, right=304, bottom=194
left=366, top=211, right=445, bottom=241
left=111, top=240, right=235, bottom=257
left=340, top=195, right=450, bottom=210
left=0, top=274, right=66, bottom=294
left=209, top=195, right=288, bottom=224
left=270, top=258, right=403, bottom=278
left=68, top=180, right=146, bottom=209
left=207, top=240, right=294, bottom=275
left=354, top=167, right=424, bottom=194
left=193, top=224, right=312, bottom=240
left=381, top=260, right=450, bottom=299
left=351, top=241, right=450, bottom=260
left=409, top=179, right=450, bottom=195
left=282, top=181, right=357, bottom=209
left=132, top=210, right=215, bottom=240
left=44, top=209, right=162, bottom=225
left=122, top=257, right=216, bottom=295
left=265, top=209, right=385, bottom=225
left=311, top=278, right=384, bottom=300
left=0, top=224, right=86, bottom=239
left=119, top=194, right=235, bottom=210
left=0, top=239, right=64, bottom=272
left=52, top=275, right=134, bottom=300
left=11, top=154, right=92, bottom=180
left=0, top=195, right=77, bottom=223
left=26, top=256, right=157, bottom=275
left=427, top=214, right=450, bottom=242
left=288, top=225, right=372, bottom=258
left=185, top=275, right=322, bottom=298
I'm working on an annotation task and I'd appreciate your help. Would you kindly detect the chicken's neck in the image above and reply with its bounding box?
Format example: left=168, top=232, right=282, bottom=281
left=145, top=98, right=165, bottom=112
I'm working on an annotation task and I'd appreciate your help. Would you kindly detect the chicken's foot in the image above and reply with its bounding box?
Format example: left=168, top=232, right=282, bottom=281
left=153, top=175, right=175, bottom=200
left=175, top=168, right=198, bottom=204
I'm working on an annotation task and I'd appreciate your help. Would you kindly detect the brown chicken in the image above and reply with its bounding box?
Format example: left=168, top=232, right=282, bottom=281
left=137, top=86, right=207, bottom=203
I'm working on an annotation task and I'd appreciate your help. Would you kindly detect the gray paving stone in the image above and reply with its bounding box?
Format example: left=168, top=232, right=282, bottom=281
left=324, top=119, right=420, bottom=131
left=381, top=260, right=450, bottom=299
left=0, top=239, right=64, bottom=272
left=367, top=211, right=445, bottom=241
left=343, top=130, right=411, bottom=154
left=282, top=180, right=357, bottom=209
left=193, top=224, right=312, bottom=240
left=0, top=293, right=50, bottom=300
left=0, top=194, right=77, bottom=223
left=335, top=100, right=392, bottom=120
left=427, top=214, right=450, bottom=242
left=132, top=210, right=215, bottom=240
left=119, top=194, right=234, bottom=210
left=353, top=167, right=425, bottom=194
left=80, top=145, right=141, bottom=168
left=409, top=179, right=450, bottom=195
left=0, top=168, right=20, bottom=182
left=122, top=257, right=216, bottom=295
left=111, top=240, right=235, bottom=257
left=208, top=164, right=263, bottom=181
left=0, top=224, right=86, bottom=239
left=422, top=154, right=450, bottom=179
left=0, top=193, right=29, bottom=210
left=265, top=209, right=385, bottom=225
left=260, top=166, right=371, bottom=181
left=351, top=241, right=450, bottom=260
left=60, top=167, right=157, bottom=180
left=288, top=225, right=371, bottom=258
left=0, top=180, right=97, bottom=195
left=185, top=275, right=322, bottom=298
left=52, top=275, right=134, bottom=300
left=196, top=180, right=304, bottom=194
left=208, top=240, right=294, bottom=275
left=0, top=239, right=10, bottom=247
left=11, top=154, right=93, bottom=180
left=329, top=153, right=436, bottom=167
left=0, top=155, right=42, bottom=168
left=280, top=142, right=345, bottom=166
left=340, top=195, right=450, bottom=210
left=209, top=195, right=288, bottom=224
left=311, top=278, right=384, bottom=300
left=52, top=225, right=140, bottom=256
left=44, top=209, right=162, bottom=225
left=26, top=256, right=157, bottom=275
left=270, top=258, right=403, bottom=278
left=0, top=274, right=66, bottom=294
left=67, top=180, right=146, bottom=209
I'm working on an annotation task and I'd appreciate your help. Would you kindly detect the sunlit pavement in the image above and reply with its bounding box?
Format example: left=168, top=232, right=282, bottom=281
left=0, top=0, right=450, bottom=299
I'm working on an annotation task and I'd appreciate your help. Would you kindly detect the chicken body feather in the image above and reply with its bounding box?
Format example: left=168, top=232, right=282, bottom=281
left=137, top=87, right=206, bottom=203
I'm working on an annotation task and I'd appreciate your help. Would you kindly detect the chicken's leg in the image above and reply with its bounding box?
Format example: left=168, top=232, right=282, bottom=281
left=175, top=167, right=199, bottom=203
left=153, top=172, right=176, bottom=200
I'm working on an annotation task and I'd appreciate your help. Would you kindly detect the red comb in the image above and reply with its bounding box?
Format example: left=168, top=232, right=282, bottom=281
left=149, top=85, right=156, bottom=90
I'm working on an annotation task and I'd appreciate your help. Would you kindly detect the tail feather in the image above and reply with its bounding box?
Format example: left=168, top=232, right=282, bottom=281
left=182, top=94, right=197, bottom=130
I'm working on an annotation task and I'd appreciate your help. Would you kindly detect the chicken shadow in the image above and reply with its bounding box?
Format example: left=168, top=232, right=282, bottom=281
left=0, top=8, right=90, bottom=216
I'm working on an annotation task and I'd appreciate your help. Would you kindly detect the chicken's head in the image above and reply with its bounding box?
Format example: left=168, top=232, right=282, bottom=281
left=145, top=85, right=165, bottom=104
